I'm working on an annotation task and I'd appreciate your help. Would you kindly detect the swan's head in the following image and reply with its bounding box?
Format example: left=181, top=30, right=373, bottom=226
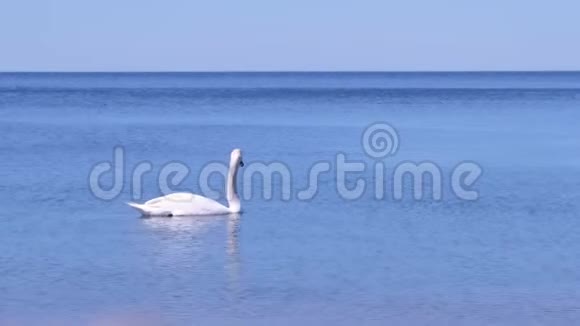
left=231, top=148, right=244, bottom=167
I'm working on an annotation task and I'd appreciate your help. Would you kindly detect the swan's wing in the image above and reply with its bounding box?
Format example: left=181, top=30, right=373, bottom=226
left=145, top=192, right=194, bottom=206
left=139, top=192, right=229, bottom=216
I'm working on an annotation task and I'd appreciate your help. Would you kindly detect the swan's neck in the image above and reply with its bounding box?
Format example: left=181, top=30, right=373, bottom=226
left=226, top=159, right=241, bottom=213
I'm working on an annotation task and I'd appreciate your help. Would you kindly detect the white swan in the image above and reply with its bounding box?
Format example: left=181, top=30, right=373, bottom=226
left=128, top=149, right=244, bottom=216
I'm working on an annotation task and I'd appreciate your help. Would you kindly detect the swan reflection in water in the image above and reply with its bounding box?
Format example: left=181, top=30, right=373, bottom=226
left=141, top=213, right=241, bottom=292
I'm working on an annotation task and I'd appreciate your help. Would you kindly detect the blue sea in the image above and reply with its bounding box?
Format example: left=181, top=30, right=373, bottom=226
left=1, top=72, right=580, bottom=325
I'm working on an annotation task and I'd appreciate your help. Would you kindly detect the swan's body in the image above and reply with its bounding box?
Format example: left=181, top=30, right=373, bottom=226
left=127, top=192, right=232, bottom=216
left=128, top=149, right=243, bottom=216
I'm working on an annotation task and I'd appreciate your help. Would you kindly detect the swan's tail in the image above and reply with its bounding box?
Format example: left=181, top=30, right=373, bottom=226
left=127, top=202, right=151, bottom=216
left=127, top=202, right=173, bottom=217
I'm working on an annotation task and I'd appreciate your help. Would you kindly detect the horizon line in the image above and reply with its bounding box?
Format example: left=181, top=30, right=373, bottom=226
left=1, top=70, right=580, bottom=74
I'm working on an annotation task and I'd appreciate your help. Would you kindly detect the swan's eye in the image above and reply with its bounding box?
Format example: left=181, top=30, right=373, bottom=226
left=239, top=160, right=244, bottom=167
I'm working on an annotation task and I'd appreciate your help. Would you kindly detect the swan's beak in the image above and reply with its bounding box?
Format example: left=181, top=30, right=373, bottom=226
left=239, top=160, right=244, bottom=167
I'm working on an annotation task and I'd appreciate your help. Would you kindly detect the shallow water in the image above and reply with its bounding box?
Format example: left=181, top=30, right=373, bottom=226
left=1, top=72, right=580, bottom=325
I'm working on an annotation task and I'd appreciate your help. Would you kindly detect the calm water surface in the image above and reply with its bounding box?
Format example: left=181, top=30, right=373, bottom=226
left=1, top=72, right=580, bottom=325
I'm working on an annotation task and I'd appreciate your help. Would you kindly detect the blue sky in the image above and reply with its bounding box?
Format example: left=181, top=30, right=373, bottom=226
left=1, top=0, right=579, bottom=71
